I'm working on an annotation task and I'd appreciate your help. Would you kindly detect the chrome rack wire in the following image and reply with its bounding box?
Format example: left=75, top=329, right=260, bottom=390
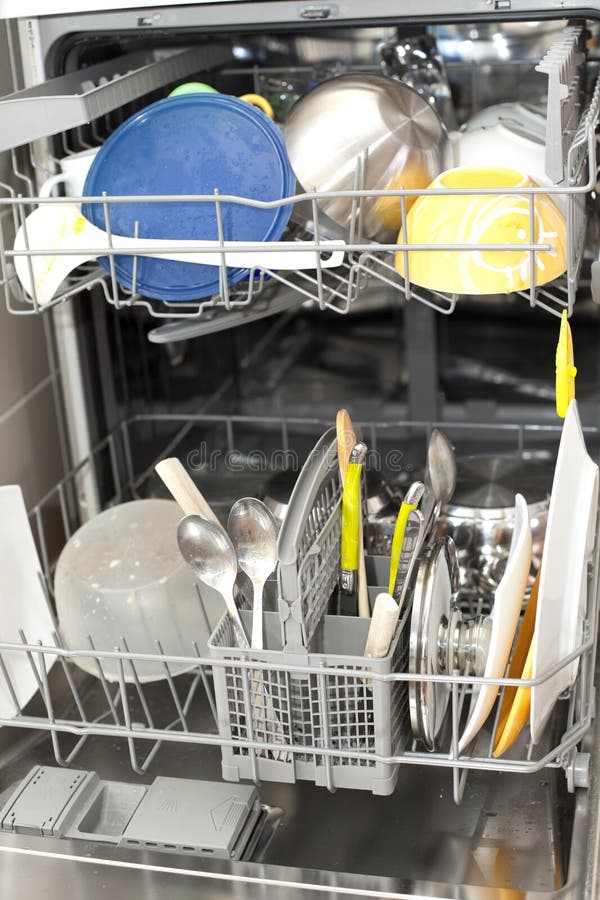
left=0, top=64, right=598, bottom=321
left=3, top=412, right=597, bottom=805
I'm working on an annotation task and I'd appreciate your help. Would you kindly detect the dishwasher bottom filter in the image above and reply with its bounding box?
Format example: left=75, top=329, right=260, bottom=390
left=0, top=766, right=262, bottom=860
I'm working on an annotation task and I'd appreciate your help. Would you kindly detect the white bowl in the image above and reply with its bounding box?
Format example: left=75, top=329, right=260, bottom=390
left=55, top=499, right=218, bottom=682
left=464, top=101, right=546, bottom=138
left=457, top=102, right=565, bottom=214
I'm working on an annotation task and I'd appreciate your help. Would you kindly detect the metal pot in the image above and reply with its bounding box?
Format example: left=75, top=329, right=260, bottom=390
left=436, top=455, right=553, bottom=602
left=284, top=73, right=447, bottom=242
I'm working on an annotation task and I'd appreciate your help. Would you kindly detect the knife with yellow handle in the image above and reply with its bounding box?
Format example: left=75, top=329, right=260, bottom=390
left=393, top=508, right=425, bottom=609
left=388, top=481, right=425, bottom=596
left=340, top=442, right=368, bottom=601
left=336, top=408, right=370, bottom=617
left=556, top=309, right=577, bottom=418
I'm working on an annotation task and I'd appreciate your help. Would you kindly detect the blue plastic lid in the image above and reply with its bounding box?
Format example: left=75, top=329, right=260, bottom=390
left=82, top=94, right=295, bottom=302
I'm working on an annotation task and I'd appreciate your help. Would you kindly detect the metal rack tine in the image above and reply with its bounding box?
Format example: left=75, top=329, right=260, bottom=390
left=180, top=670, right=203, bottom=717
left=450, top=671, right=462, bottom=804
left=155, top=638, right=188, bottom=731
left=35, top=639, right=69, bottom=767
left=16, top=195, right=43, bottom=313
left=529, top=189, right=537, bottom=308
left=115, top=647, right=145, bottom=776
left=131, top=220, right=140, bottom=299
left=76, top=125, right=93, bottom=151
left=51, top=630, right=88, bottom=724
left=87, top=635, right=121, bottom=724
left=120, top=636, right=156, bottom=730
left=28, top=143, right=52, bottom=180
left=90, top=117, right=103, bottom=147
left=101, top=191, right=120, bottom=306
left=0, top=652, right=22, bottom=716
left=17, top=629, right=44, bottom=693
left=310, top=197, right=325, bottom=311
left=192, top=639, right=218, bottom=727
left=10, top=148, right=34, bottom=196
left=213, top=188, right=231, bottom=310
left=400, top=193, right=411, bottom=302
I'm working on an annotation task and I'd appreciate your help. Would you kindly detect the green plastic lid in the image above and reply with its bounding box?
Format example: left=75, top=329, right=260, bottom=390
left=168, top=81, right=219, bottom=97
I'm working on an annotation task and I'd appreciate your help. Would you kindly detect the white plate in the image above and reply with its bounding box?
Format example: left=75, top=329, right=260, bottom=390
left=458, top=493, right=532, bottom=753
left=0, top=485, right=56, bottom=719
left=530, top=400, right=599, bottom=743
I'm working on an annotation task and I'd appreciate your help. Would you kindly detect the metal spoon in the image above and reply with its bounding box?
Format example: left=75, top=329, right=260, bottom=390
left=420, top=428, right=457, bottom=546
left=177, top=514, right=249, bottom=648
left=178, top=511, right=287, bottom=760
left=228, top=498, right=278, bottom=650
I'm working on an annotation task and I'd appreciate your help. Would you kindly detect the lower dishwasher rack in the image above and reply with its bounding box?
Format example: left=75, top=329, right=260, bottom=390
left=0, top=412, right=598, bottom=898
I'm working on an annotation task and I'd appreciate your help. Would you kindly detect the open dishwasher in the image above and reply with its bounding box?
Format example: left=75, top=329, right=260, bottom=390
left=0, top=2, right=599, bottom=898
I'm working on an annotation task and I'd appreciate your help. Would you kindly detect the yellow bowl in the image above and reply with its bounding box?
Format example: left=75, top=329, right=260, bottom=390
left=394, top=166, right=567, bottom=295
left=373, top=160, right=431, bottom=232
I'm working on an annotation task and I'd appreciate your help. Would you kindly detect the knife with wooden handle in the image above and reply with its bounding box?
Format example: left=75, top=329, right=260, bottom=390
left=336, top=408, right=356, bottom=481
left=336, top=408, right=370, bottom=617
left=155, top=457, right=221, bottom=527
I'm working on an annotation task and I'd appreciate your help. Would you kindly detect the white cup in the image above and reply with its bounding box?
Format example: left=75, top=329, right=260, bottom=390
left=39, top=147, right=99, bottom=199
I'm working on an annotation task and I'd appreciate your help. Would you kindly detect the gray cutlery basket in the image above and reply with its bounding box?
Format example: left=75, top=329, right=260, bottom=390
left=208, top=605, right=409, bottom=795
left=209, top=428, right=411, bottom=794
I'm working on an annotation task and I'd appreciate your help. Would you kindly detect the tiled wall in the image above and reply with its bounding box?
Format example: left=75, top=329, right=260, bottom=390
left=0, top=21, right=65, bottom=509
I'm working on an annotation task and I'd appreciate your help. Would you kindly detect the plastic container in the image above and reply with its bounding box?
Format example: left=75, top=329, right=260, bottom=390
left=82, top=94, right=295, bottom=301
left=54, top=499, right=210, bottom=682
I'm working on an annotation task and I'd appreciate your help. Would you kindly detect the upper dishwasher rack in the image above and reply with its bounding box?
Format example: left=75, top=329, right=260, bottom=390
left=0, top=26, right=598, bottom=322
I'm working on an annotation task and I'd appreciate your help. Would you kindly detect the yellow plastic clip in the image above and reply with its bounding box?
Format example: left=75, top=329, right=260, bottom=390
left=239, top=94, right=275, bottom=120
left=556, top=310, right=577, bottom=418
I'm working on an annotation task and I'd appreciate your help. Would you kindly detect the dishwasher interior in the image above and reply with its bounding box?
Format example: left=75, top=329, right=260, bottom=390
left=0, top=7, right=600, bottom=898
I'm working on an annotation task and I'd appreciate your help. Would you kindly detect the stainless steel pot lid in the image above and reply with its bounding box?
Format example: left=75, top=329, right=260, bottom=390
left=444, top=455, right=553, bottom=513
left=409, top=537, right=460, bottom=751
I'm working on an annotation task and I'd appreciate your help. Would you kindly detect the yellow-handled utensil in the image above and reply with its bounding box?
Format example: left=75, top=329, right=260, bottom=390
left=340, top=442, right=368, bottom=601
left=556, top=309, right=577, bottom=418
left=388, top=481, right=425, bottom=596
left=336, top=408, right=370, bottom=617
